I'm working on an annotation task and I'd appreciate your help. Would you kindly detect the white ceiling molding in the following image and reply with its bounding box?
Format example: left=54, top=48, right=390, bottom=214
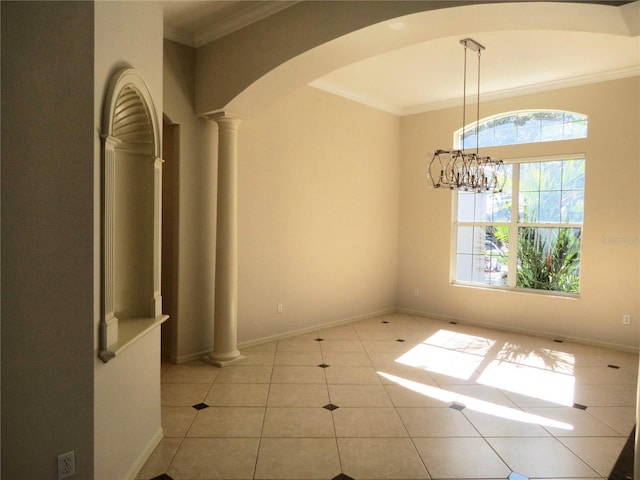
left=312, top=65, right=640, bottom=117
left=164, top=25, right=197, bottom=48
left=399, top=65, right=640, bottom=116
left=193, top=1, right=299, bottom=47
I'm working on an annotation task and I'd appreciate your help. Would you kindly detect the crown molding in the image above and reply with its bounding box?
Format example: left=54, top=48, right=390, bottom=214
left=194, top=1, right=299, bottom=47
left=312, top=66, right=639, bottom=117
left=400, top=66, right=640, bottom=116
left=164, top=26, right=196, bottom=48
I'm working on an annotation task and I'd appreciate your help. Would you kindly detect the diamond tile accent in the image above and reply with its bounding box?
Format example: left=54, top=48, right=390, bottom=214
left=608, top=364, right=621, bottom=369
left=450, top=402, right=466, bottom=411
left=318, top=363, right=330, bottom=368
left=332, top=474, right=355, bottom=480
left=449, top=321, right=457, bottom=324
left=315, top=338, right=325, bottom=342
left=553, top=339, right=564, bottom=343
left=381, top=320, right=390, bottom=324
left=323, top=403, right=339, bottom=411
left=151, top=475, right=174, bottom=480
left=396, top=339, right=406, bottom=342
left=192, top=402, right=209, bottom=411
left=573, top=402, right=588, bottom=410
left=508, top=472, right=529, bottom=480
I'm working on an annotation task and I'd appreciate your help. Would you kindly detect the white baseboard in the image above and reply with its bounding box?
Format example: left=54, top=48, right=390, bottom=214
left=237, top=308, right=395, bottom=350
left=124, top=427, right=163, bottom=480
left=397, top=307, right=640, bottom=354
left=168, top=348, right=214, bottom=365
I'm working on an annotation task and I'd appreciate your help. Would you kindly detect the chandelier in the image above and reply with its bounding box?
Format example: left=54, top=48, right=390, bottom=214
left=428, top=38, right=505, bottom=193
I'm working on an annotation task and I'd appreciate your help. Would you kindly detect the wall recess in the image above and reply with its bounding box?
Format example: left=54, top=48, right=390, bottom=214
left=99, top=68, right=168, bottom=362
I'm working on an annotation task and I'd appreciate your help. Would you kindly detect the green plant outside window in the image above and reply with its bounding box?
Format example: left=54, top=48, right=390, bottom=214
left=455, top=157, right=585, bottom=295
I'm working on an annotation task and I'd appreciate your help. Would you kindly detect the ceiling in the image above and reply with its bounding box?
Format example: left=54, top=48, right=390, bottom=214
left=163, top=1, right=640, bottom=115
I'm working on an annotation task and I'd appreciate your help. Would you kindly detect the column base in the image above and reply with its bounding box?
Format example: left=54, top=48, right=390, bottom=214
left=203, top=352, right=246, bottom=367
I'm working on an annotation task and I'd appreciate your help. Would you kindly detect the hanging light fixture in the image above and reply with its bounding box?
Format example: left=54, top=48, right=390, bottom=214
left=428, top=38, right=505, bottom=193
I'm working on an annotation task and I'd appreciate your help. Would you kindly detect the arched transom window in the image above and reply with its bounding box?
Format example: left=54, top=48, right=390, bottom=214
left=455, top=110, right=588, bottom=149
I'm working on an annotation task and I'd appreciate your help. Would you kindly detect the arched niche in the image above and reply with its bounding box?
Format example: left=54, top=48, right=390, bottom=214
left=99, top=68, right=168, bottom=362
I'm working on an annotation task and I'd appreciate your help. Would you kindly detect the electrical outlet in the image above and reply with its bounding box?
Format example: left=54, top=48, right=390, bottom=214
left=623, top=314, right=631, bottom=325
left=58, top=451, right=75, bottom=479
left=414, top=288, right=420, bottom=296
left=277, top=304, right=283, bottom=314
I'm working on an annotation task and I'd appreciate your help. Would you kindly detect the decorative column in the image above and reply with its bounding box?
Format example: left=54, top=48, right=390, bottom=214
left=204, top=113, right=245, bottom=366
left=99, top=136, right=120, bottom=361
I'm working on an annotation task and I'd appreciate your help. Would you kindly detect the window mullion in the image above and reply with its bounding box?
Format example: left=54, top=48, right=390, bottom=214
left=507, top=165, right=519, bottom=288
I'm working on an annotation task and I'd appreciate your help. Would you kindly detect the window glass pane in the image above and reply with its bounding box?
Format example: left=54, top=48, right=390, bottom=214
left=457, top=226, right=475, bottom=254
left=478, top=128, right=494, bottom=148
left=462, top=133, right=477, bottom=150
left=541, top=124, right=564, bottom=142
left=564, top=120, right=588, bottom=139
left=494, top=128, right=517, bottom=146
left=563, top=112, right=587, bottom=123
left=517, top=126, right=541, bottom=144
left=520, top=163, right=541, bottom=191
left=562, top=191, right=584, bottom=223
left=540, top=111, right=565, bottom=125
left=475, top=192, right=493, bottom=222
left=538, top=191, right=562, bottom=223
left=471, top=254, right=486, bottom=283
left=516, top=227, right=581, bottom=293
left=562, top=159, right=585, bottom=190
left=457, top=192, right=476, bottom=222
left=457, top=226, right=490, bottom=285
left=485, top=226, right=509, bottom=286
left=519, top=192, right=539, bottom=222
left=540, top=161, right=562, bottom=190
left=494, top=115, right=517, bottom=129
left=490, top=192, right=512, bottom=222
left=456, top=254, right=474, bottom=282
left=517, top=112, right=541, bottom=129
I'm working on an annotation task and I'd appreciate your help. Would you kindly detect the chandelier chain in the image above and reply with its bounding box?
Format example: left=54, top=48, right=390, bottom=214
left=427, top=38, right=505, bottom=194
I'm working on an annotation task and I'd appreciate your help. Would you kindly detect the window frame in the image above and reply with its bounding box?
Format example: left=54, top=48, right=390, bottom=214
left=451, top=153, right=586, bottom=298
left=453, top=109, right=588, bottom=150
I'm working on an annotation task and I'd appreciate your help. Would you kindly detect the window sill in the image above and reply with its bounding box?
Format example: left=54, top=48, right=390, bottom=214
left=452, top=282, right=580, bottom=300
left=99, top=315, right=169, bottom=362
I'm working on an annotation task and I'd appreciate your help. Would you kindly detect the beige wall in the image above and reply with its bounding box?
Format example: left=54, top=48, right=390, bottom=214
left=1, top=2, right=95, bottom=478
left=163, top=39, right=218, bottom=362
left=93, top=2, right=165, bottom=479
left=399, top=76, right=640, bottom=349
left=237, top=86, right=401, bottom=344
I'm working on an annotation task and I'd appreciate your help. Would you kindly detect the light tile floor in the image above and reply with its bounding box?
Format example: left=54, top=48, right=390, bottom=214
left=137, top=313, right=638, bottom=480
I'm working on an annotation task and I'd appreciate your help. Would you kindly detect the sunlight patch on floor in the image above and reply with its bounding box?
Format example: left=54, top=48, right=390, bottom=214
left=392, top=328, right=577, bottom=411
left=395, top=343, right=483, bottom=380
left=378, top=371, right=574, bottom=430
left=477, top=360, right=575, bottom=406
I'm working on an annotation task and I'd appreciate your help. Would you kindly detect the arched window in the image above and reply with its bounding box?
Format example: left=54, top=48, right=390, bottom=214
left=454, top=110, right=588, bottom=149
left=452, top=110, right=588, bottom=296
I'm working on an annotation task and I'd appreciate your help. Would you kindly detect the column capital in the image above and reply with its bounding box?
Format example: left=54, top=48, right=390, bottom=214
left=205, top=110, right=244, bottom=125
